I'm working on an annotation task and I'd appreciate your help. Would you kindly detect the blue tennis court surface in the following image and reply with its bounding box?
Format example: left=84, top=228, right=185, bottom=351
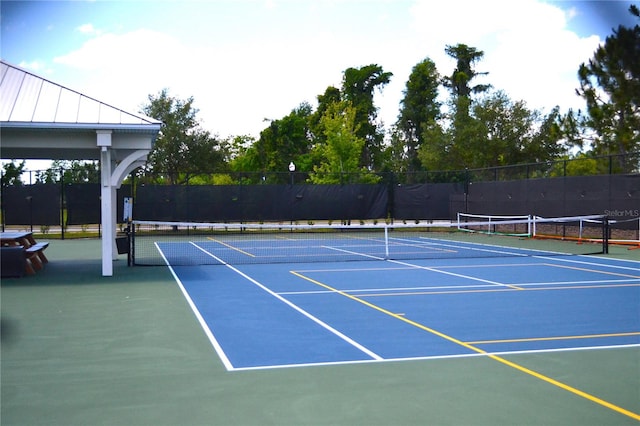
left=160, top=238, right=640, bottom=371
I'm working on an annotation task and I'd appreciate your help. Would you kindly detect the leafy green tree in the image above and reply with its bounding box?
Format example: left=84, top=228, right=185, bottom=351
left=394, top=58, right=441, bottom=174
left=237, top=103, right=313, bottom=183
left=550, top=153, right=599, bottom=177
left=226, top=135, right=257, bottom=180
left=35, top=160, right=99, bottom=184
left=62, top=160, right=100, bottom=183
left=575, top=5, right=640, bottom=171
left=341, top=64, right=393, bottom=170
left=141, top=89, right=226, bottom=184
left=1, top=160, right=26, bottom=187
left=309, top=86, right=342, bottom=146
left=419, top=91, right=566, bottom=171
left=471, top=92, right=566, bottom=167
left=443, top=44, right=491, bottom=101
left=416, top=118, right=450, bottom=171
left=418, top=96, right=485, bottom=171
left=418, top=44, right=493, bottom=171
left=309, top=102, right=380, bottom=184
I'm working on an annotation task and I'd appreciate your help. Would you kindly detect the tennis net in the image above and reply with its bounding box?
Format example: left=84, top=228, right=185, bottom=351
left=456, top=213, right=610, bottom=241
left=130, top=215, right=608, bottom=266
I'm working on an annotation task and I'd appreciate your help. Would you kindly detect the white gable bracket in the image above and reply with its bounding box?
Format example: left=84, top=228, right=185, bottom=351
left=110, top=149, right=150, bottom=188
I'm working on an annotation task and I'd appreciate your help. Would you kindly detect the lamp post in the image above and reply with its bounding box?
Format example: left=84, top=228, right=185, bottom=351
left=288, top=161, right=295, bottom=185
left=288, top=162, right=296, bottom=225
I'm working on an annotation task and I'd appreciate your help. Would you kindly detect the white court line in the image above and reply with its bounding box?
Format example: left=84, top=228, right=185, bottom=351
left=534, top=255, right=640, bottom=272
left=403, top=236, right=534, bottom=257
left=278, top=277, right=640, bottom=296
left=159, top=240, right=639, bottom=372
left=189, top=242, right=384, bottom=366
left=324, top=245, right=520, bottom=289
left=154, top=242, right=235, bottom=371
left=230, top=343, right=640, bottom=371
left=415, top=237, right=640, bottom=272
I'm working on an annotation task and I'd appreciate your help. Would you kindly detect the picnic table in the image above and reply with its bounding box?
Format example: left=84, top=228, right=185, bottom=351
left=1, top=231, right=49, bottom=276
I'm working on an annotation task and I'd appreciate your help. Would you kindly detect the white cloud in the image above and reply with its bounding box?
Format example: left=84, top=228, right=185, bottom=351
left=52, top=28, right=352, bottom=137
left=18, top=60, right=53, bottom=75
left=407, top=0, right=601, bottom=114
left=53, top=29, right=201, bottom=111
left=566, top=5, right=580, bottom=21
left=48, top=0, right=603, bottom=141
left=76, top=23, right=102, bottom=36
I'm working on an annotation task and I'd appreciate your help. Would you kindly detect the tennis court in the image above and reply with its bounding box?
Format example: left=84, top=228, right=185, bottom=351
left=144, top=220, right=640, bottom=422
left=2, top=226, right=640, bottom=425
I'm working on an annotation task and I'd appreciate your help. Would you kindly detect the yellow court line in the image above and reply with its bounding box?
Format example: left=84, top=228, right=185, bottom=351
left=290, top=270, right=640, bottom=422
left=504, top=283, right=524, bottom=290
left=206, top=237, right=255, bottom=257
left=356, top=282, right=640, bottom=297
left=468, top=331, right=640, bottom=345
left=544, top=263, right=640, bottom=279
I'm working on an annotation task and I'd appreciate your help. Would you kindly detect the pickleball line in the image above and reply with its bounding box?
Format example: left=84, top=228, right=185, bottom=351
left=290, top=270, right=640, bottom=422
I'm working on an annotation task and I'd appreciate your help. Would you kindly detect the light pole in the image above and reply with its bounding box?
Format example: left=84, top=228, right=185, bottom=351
left=288, top=161, right=295, bottom=225
left=288, top=161, right=295, bottom=185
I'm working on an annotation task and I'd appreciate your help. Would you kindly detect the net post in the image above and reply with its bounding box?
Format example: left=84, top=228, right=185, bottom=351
left=130, top=220, right=136, bottom=266
left=125, top=223, right=131, bottom=267
left=602, top=216, right=609, bottom=254
left=532, top=216, right=537, bottom=237
left=384, top=225, right=389, bottom=259
left=579, top=218, right=583, bottom=242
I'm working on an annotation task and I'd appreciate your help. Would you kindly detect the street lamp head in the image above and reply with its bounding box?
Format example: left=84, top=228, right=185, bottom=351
left=288, top=161, right=296, bottom=172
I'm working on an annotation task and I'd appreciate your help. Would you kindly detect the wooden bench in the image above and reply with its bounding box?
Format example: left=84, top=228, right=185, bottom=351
left=25, top=242, right=49, bottom=272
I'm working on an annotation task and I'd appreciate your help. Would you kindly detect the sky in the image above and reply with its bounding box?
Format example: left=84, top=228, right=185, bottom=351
left=1, top=0, right=638, bottom=163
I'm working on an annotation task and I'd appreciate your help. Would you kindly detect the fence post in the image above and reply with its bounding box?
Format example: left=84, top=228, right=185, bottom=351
left=603, top=216, right=609, bottom=254
left=608, top=154, right=613, bottom=174
left=464, top=168, right=470, bottom=214
left=60, top=172, right=65, bottom=240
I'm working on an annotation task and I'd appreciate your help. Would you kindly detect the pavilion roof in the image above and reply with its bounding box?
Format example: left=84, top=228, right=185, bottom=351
left=0, top=60, right=161, bottom=128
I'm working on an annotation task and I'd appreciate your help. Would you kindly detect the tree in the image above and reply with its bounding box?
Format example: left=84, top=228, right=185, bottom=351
left=443, top=43, right=491, bottom=146
left=141, top=89, right=226, bottom=184
left=417, top=44, right=493, bottom=171
left=419, top=91, right=566, bottom=171
left=416, top=118, right=450, bottom=171
left=1, top=161, right=26, bottom=187
left=31, top=160, right=100, bottom=184
left=238, top=103, right=313, bottom=183
left=394, top=58, right=441, bottom=174
left=575, top=5, right=640, bottom=171
left=443, top=44, right=491, bottom=100
left=309, top=86, right=342, bottom=147
left=309, top=102, right=380, bottom=184
left=341, top=64, right=393, bottom=170
left=550, top=153, right=599, bottom=177
left=471, top=91, right=565, bottom=167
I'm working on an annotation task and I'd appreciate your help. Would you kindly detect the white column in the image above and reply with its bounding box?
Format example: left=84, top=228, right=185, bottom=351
left=98, top=130, right=113, bottom=276
left=111, top=187, right=118, bottom=259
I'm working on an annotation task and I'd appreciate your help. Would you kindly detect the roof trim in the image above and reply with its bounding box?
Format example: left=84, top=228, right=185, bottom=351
left=1, top=121, right=162, bottom=133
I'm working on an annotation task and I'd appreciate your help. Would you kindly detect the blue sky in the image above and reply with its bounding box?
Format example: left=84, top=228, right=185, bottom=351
left=1, top=0, right=638, bottom=146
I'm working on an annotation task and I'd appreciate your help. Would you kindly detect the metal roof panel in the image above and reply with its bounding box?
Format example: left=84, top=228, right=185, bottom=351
left=0, top=60, right=162, bottom=127
left=0, top=64, right=23, bottom=121
left=11, top=74, right=43, bottom=121
left=32, top=81, right=61, bottom=122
